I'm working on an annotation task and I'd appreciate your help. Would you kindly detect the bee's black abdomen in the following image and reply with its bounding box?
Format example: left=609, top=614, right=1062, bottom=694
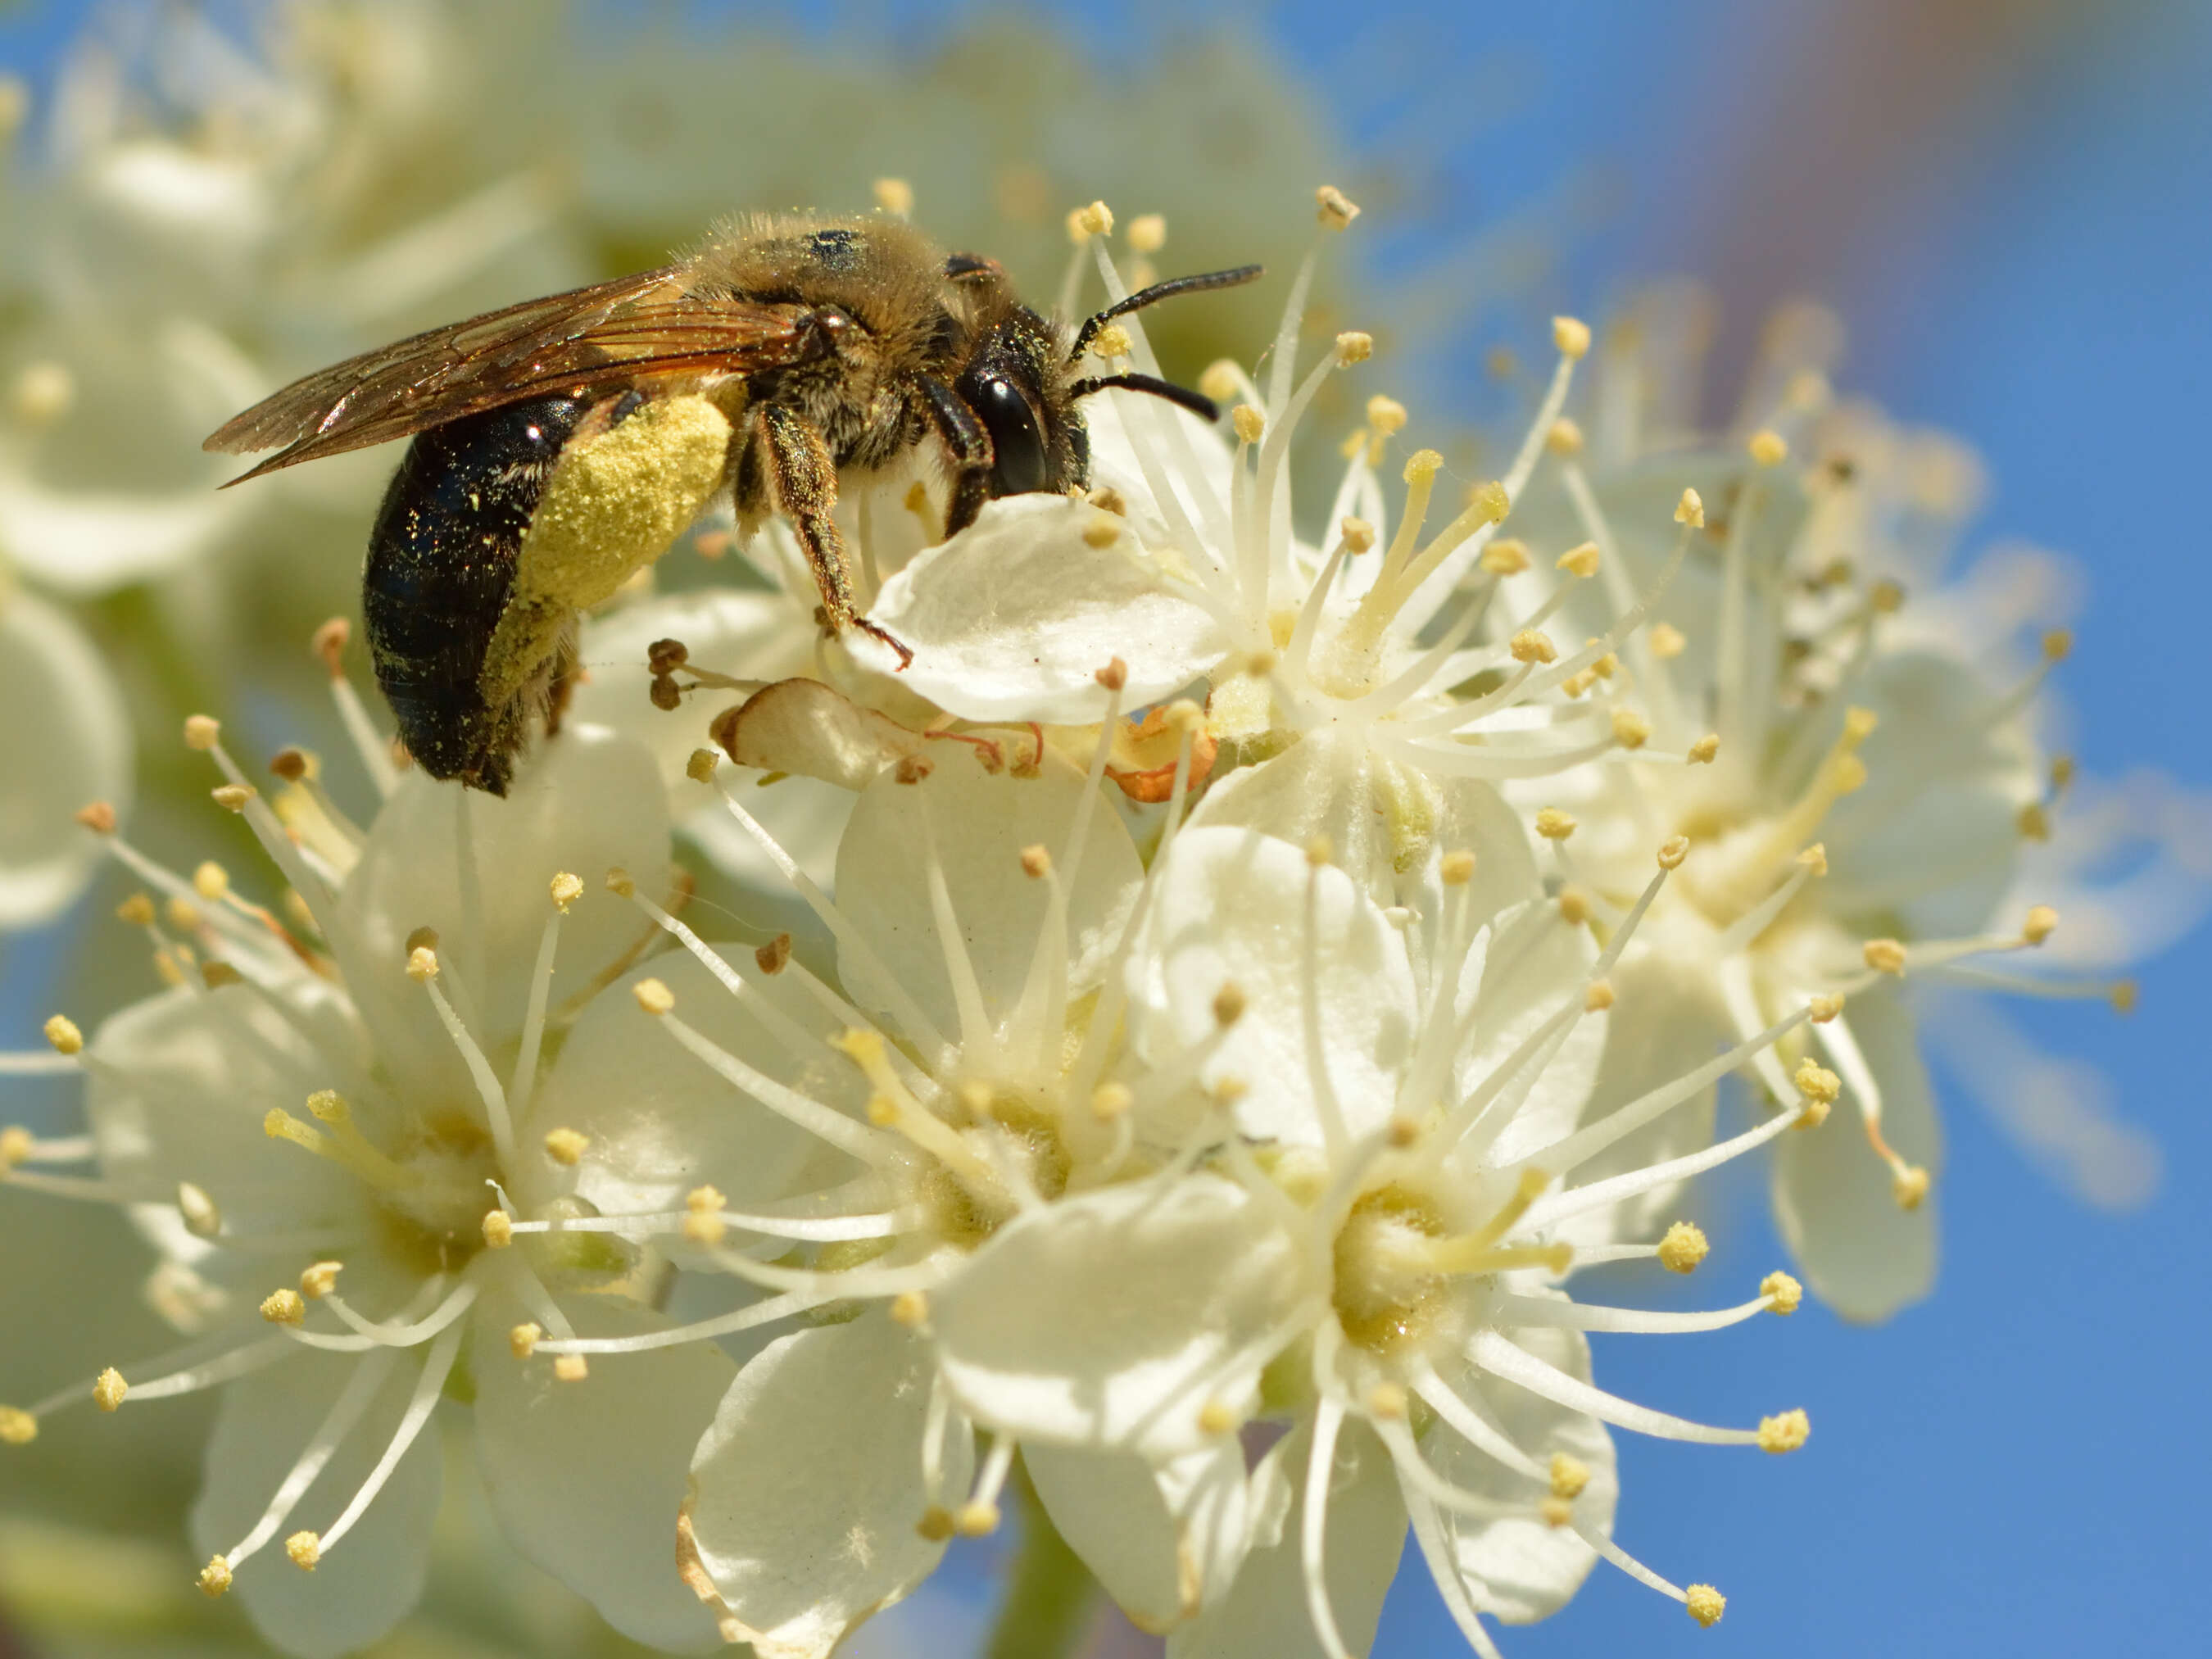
left=364, top=395, right=586, bottom=795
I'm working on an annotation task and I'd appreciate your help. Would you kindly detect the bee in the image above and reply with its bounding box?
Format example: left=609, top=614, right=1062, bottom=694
left=204, top=213, right=1259, bottom=794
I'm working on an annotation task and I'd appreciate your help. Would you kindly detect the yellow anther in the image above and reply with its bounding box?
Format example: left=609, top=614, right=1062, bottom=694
left=1480, top=537, right=1531, bottom=575
left=200, top=961, right=243, bottom=990
left=1439, top=850, right=1477, bottom=886
left=1688, top=733, right=1720, bottom=764
left=1549, top=1452, right=1591, bottom=1499
left=166, top=895, right=203, bottom=932
left=1650, top=622, right=1687, bottom=659
left=605, top=867, right=637, bottom=896
left=1210, top=1076, right=1249, bottom=1108
left=1863, top=938, right=1907, bottom=976
left=1333, top=331, right=1373, bottom=366
left=1315, top=184, right=1361, bottom=229
left=1870, top=579, right=1905, bottom=613
left=0, top=1407, right=36, bottom=1445
left=1794, top=1060, right=1841, bottom=1105
left=543, top=1127, right=589, bottom=1166
left=508, top=1322, right=542, bottom=1359
left=2017, top=802, right=2051, bottom=841
left=2042, top=629, right=2073, bottom=662
left=1584, top=981, right=1616, bottom=1013
left=2112, top=981, right=2140, bottom=1015
left=1757, top=1409, right=1810, bottom=1453
left=483, top=1209, right=514, bottom=1249
left=1546, top=416, right=1584, bottom=456
left=872, top=176, right=913, bottom=217
left=1365, top=394, right=1407, bottom=434
left=1367, top=1382, right=1409, bottom=1420
left=406, top=945, right=439, bottom=983
left=1761, top=1271, right=1803, bottom=1314
left=2051, top=754, right=2077, bottom=791
left=184, top=714, right=221, bottom=751
left=1468, top=479, right=1511, bottom=524
left=1212, top=981, right=1247, bottom=1027
left=917, top=1506, right=957, bottom=1542
left=0, top=1125, right=32, bottom=1170
left=1340, top=516, right=1376, bottom=554
left=549, top=871, right=584, bottom=913
left=197, top=1556, right=233, bottom=1597
left=1165, top=698, right=1206, bottom=733
left=1657, top=835, right=1690, bottom=871
left=1534, top=808, right=1576, bottom=841
left=1512, top=629, right=1557, bottom=666
left=93, top=1369, right=127, bottom=1412
left=1892, top=1166, right=1931, bottom=1210
left=261, top=1289, right=306, bottom=1326
left=75, top=800, right=118, bottom=835
left=956, top=1501, right=1002, bottom=1537
left=866, top=1095, right=900, bottom=1127
left=1091, top=1081, right=1133, bottom=1121
left=306, top=1090, right=349, bottom=1124
left=1198, top=359, right=1243, bottom=403
left=1809, top=993, right=1845, bottom=1023
left=285, top=1531, right=321, bottom=1571
left=686, top=747, right=720, bottom=784
left=1078, top=510, right=1122, bottom=551
left=889, top=1290, right=930, bottom=1329
left=1231, top=404, right=1265, bottom=444
left=1658, top=1222, right=1709, bottom=1274
left=1089, top=322, right=1134, bottom=361
left=554, top=1355, right=589, bottom=1382
left=1796, top=1096, right=1832, bottom=1130
left=116, top=892, right=156, bottom=927
left=1539, top=1496, right=1574, bottom=1528
left=1555, top=541, right=1602, bottom=579
left=2023, top=905, right=2059, bottom=945
left=1127, top=212, right=1167, bottom=253
left=1675, top=488, right=1705, bottom=528
left=211, top=784, right=255, bottom=813
left=299, top=1261, right=342, bottom=1300
left=1551, top=316, right=1592, bottom=359
left=1686, top=1584, right=1726, bottom=1627
left=1305, top=835, right=1334, bottom=867
left=1610, top=708, right=1652, bottom=750
left=1070, top=199, right=1113, bottom=238
left=634, top=977, right=675, bottom=1014
left=1747, top=428, right=1788, bottom=467
left=43, top=1014, right=83, bottom=1056
left=1557, top=887, right=1591, bottom=926
left=1797, top=842, right=1829, bottom=877
left=754, top=934, right=793, bottom=977
left=1197, top=1398, right=1239, bottom=1436
left=1386, top=1115, right=1421, bottom=1148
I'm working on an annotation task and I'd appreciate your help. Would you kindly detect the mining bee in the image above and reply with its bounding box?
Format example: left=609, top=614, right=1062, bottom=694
left=205, top=213, right=1259, bottom=794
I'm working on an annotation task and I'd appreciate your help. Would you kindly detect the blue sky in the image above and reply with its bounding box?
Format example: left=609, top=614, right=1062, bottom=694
left=2, top=2, right=2206, bottom=1656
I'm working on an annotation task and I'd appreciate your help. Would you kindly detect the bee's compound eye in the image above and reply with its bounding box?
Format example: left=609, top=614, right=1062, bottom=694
left=973, top=375, right=1049, bottom=496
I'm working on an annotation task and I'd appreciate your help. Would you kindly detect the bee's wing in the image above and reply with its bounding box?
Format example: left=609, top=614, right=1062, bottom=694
left=205, top=266, right=816, bottom=483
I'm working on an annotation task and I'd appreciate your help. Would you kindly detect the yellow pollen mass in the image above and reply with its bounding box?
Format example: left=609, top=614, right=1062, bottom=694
left=1651, top=622, right=1688, bottom=659
left=1366, top=394, right=1407, bottom=434
left=1688, top=733, right=1720, bottom=764
left=917, top=1505, right=957, bottom=1542
left=1316, top=184, right=1361, bottom=229
left=1794, top=1060, right=1841, bottom=1104
left=299, top=1261, right=342, bottom=1300
left=1127, top=212, right=1166, bottom=252
left=633, top=977, right=675, bottom=1014
left=1539, top=1496, right=1574, bottom=1528
left=1367, top=1382, right=1409, bottom=1420
left=483, top=1208, right=514, bottom=1249
left=1658, top=835, right=1691, bottom=870
left=1512, top=629, right=1557, bottom=666
left=1551, top=315, right=1592, bottom=359
left=1333, top=331, right=1373, bottom=366
left=1088, top=322, right=1134, bottom=362
left=1340, top=516, right=1377, bottom=554
left=184, top=714, right=221, bottom=751
left=555, top=1355, right=589, bottom=1382
left=686, top=747, right=719, bottom=784
left=1584, top=981, right=1616, bottom=1013
left=1481, top=537, right=1531, bottom=575
left=0, top=1126, right=31, bottom=1168
left=1212, top=981, right=1248, bottom=1027
left=1798, top=842, right=1829, bottom=876
left=1747, top=428, right=1788, bottom=467
left=1611, top=708, right=1652, bottom=750
left=1304, top=835, right=1334, bottom=868
left=0, top=1407, right=36, bottom=1445
left=286, top=1531, right=321, bottom=1571
left=1547, top=416, right=1584, bottom=456
left=2018, top=802, right=2051, bottom=841
left=1658, top=1222, right=1709, bottom=1274
left=871, top=175, right=913, bottom=217
left=1439, top=850, right=1477, bottom=886
left=43, top=1014, right=83, bottom=1055
left=93, top=1369, right=127, bottom=1412
left=1892, top=1166, right=1932, bottom=1210
left=211, top=784, right=254, bottom=813
left=1549, top=1452, right=1591, bottom=1498
left=1810, top=993, right=1845, bottom=1023
left=890, top=1290, right=930, bottom=1328
left=550, top=870, right=584, bottom=912
left=1533, top=808, right=1576, bottom=841
left=1686, top=1584, right=1726, bottom=1627
left=2023, top=905, right=2060, bottom=945
left=956, top=1501, right=1002, bottom=1537
left=261, top=1289, right=306, bottom=1326
left=1675, top=488, right=1705, bottom=528
left=1198, top=360, right=1242, bottom=403
left=605, top=866, right=637, bottom=896
left=405, top=945, right=439, bottom=983
left=1198, top=1398, right=1239, bottom=1436
left=116, top=892, right=156, bottom=927
left=1557, top=541, right=1602, bottom=578
left=1757, top=1408, right=1811, bottom=1453
left=1469, top=479, right=1511, bottom=523
left=509, top=1322, right=543, bottom=1359
left=197, top=1555, right=233, bottom=1597
left=543, top=1127, right=590, bottom=1167
left=2042, top=628, right=2073, bottom=662
left=192, top=861, right=229, bottom=900
left=1557, top=887, right=1591, bottom=926
left=1091, top=1081, right=1133, bottom=1121
left=1761, top=1271, right=1803, bottom=1314
left=1863, top=938, right=1907, bottom=976
left=1071, top=198, right=1113, bottom=238
left=1081, top=512, right=1120, bottom=549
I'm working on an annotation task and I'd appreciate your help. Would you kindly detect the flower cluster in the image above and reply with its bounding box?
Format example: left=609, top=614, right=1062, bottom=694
left=3, top=181, right=2201, bottom=1659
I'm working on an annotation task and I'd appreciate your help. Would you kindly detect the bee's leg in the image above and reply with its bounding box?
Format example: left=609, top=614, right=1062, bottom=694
left=757, top=403, right=913, bottom=669
left=918, top=376, right=993, bottom=537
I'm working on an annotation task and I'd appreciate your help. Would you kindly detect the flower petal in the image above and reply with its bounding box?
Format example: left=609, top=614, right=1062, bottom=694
left=688, top=1312, right=969, bottom=1659
left=852, top=493, right=1228, bottom=722
left=1026, top=1440, right=1250, bottom=1634
left=188, top=1350, right=441, bottom=1659
left=0, top=589, right=132, bottom=927
left=928, top=1173, right=1316, bottom=1461
left=472, top=1293, right=734, bottom=1651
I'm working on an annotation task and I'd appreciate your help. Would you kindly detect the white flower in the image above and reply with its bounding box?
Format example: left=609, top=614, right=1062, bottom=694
left=1, top=716, right=816, bottom=1655
left=926, top=823, right=1821, bottom=1654
left=0, top=583, right=130, bottom=927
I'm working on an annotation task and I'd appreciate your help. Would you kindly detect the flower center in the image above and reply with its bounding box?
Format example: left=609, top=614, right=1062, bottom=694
left=1330, top=1185, right=1449, bottom=1353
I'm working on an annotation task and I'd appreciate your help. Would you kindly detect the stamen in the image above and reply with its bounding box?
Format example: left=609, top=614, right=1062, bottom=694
left=530, top=1288, right=826, bottom=1356
left=654, top=1006, right=899, bottom=1168
left=1490, top=1290, right=1779, bottom=1334
left=412, top=949, right=518, bottom=1169
left=306, top=1319, right=465, bottom=1562
left=958, top=1436, right=1017, bottom=1535
left=220, top=1350, right=396, bottom=1572
left=1469, top=1331, right=1784, bottom=1448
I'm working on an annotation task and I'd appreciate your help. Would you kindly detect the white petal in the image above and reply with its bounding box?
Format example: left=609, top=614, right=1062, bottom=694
left=188, top=1351, right=441, bottom=1659
left=1027, top=1440, right=1250, bottom=1633
left=688, top=1312, right=969, bottom=1659
left=833, top=752, right=1141, bottom=1049
left=1453, top=900, right=1601, bottom=1169
left=1125, top=826, right=1416, bottom=1145
left=1081, top=385, right=1236, bottom=578
left=472, top=1293, right=734, bottom=1651
left=1411, top=1329, right=1613, bottom=1625
left=1168, top=1416, right=1406, bottom=1659
left=714, top=678, right=930, bottom=790
left=1771, top=989, right=1941, bottom=1321
left=928, top=1173, right=1316, bottom=1461
left=0, top=589, right=132, bottom=927
left=853, top=493, right=1228, bottom=722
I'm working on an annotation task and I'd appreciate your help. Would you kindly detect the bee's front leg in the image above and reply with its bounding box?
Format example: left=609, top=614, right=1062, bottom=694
left=917, top=376, right=993, bottom=537
left=756, top=402, right=913, bottom=669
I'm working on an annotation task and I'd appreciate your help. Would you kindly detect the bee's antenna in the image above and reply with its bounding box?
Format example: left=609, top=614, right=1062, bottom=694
left=1067, top=373, right=1221, bottom=424
left=1067, top=265, right=1263, bottom=363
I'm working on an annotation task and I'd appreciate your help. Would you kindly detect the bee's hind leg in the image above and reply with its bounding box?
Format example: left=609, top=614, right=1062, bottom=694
left=756, top=403, right=913, bottom=669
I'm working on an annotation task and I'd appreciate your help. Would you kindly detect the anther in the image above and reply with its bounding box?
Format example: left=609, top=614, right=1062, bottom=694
left=1870, top=580, right=1904, bottom=613
left=1127, top=213, right=1167, bottom=252
left=1387, top=1115, right=1421, bottom=1147
left=211, top=785, right=255, bottom=813
left=1095, top=656, right=1129, bottom=691
left=634, top=977, right=675, bottom=1014
left=1547, top=416, right=1584, bottom=456
left=873, top=176, right=913, bottom=217
left=1340, top=517, right=1376, bottom=554
left=1199, top=360, right=1241, bottom=403
left=285, top=1531, right=320, bottom=1571
left=1688, top=733, right=1720, bottom=764
left=683, top=1185, right=728, bottom=1246
left=116, top=893, right=155, bottom=927
left=1557, top=888, right=1591, bottom=925
left=299, top=1262, right=342, bottom=1300
left=1231, top=405, right=1265, bottom=443
left=75, top=800, right=116, bottom=834
left=2018, top=802, right=2051, bottom=841
left=1675, top=489, right=1705, bottom=528
left=1469, top=479, right=1510, bottom=523
left=43, top=1014, right=83, bottom=1055
left=1761, top=1271, right=1803, bottom=1314
left=1209, top=1077, right=1249, bottom=1108
left=1535, top=808, right=1576, bottom=841
left=1657, top=835, right=1690, bottom=870
left=1809, top=993, right=1844, bottom=1023
left=1305, top=836, right=1334, bottom=867
left=1794, top=1061, right=1840, bottom=1105
left=1863, top=939, right=1907, bottom=976
left=1439, top=850, right=1476, bottom=886
left=1088, top=322, right=1135, bottom=362
left=1552, top=316, right=1592, bottom=359
left=1481, top=539, right=1531, bottom=576
left=1686, top=1584, right=1726, bottom=1628
left=1091, top=1082, right=1133, bottom=1121
left=2022, top=905, right=2059, bottom=945
left=93, top=1369, right=127, bottom=1412
left=2042, top=629, right=2073, bottom=662
left=312, top=619, right=350, bottom=675
left=1584, top=981, right=1616, bottom=1013
left=10, top=360, right=73, bottom=424
left=1213, top=982, right=1247, bottom=1027
left=1512, top=630, right=1557, bottom=665
left=917, top=1506, right=957, bottom=1542
left=261, top=1289, right=306, bottom=1326
left=2112, top=981, right=2140, bottom=1014
left=549, top=871, right=584, bottom=913
left=1070, top=199, right=1113, bottom=238
left=1334, top=331, right=1374, bottom=366
left=183, top=715, right=221, bottom=751
left=543, top=1127, right=589, bottom=1167
left=508, top=1322, right=542, bottom=1359
left=686, top=747, right=719, bottom=784
left=483, top=1209, right=514, bottom=1249
left=605, top=868, right=636, bottom=897
left=755, top=935, right=792, bottom=976
left=1540, top=1497, right=1574, bottom=1528
left=1315, top=184, right=1361, bottom=229
left=1557, top=542, right=1601, bottom=578
left=1198, top=1398, right=1239, bottom=1436
left=406, top=946, right=439, bottom=983
left=1797, top=843, right=1829, bottom=877
left=1658, top=1222, right=1709, bottom=1274
left=1747, top=429, right=1788, bottom=467
left=1756, top=1409, right=1810, bottom=1453
left=1651, top=622, right=1688, bottom=659
left=1549, top=1452, right=1591, bottom=1498
left=0, top=1126, right=30, bottom=1169
left=1365, top=394, right=1407, bottom=435
left=893, top=755, right=932, bottom=785
left=1367, top=1382, right=1409, bottom=1420
left=0, top=1407, right=35, bottom=1445
left=555, top=1355, right=589, bottom=1383
left=1892, top=1166, right=1931, bottom=1210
